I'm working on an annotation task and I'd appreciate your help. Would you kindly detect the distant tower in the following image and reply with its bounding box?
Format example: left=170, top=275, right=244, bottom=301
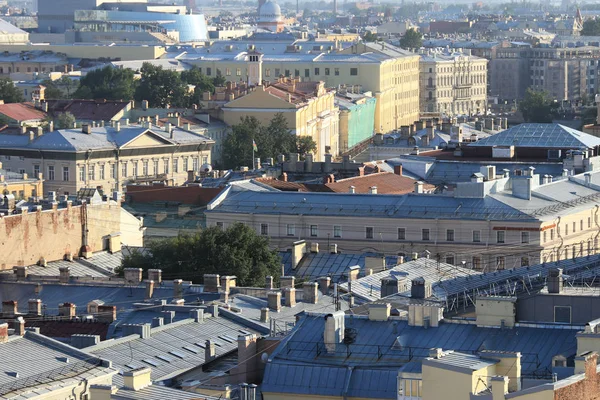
left=247, top=50, right=263, bottom=86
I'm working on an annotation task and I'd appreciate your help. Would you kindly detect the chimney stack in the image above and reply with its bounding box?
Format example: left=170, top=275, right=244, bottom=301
left=205, top=339, right=217, bottom=361
left=0, top=323, right=7, bottom=344
left=265, top=275, right=274, bottom=290
left=547, top=268, right=563, bottom=294
left=303, top=282, right=319, bottom=304
left=173, top=279, right=184, bottom=299
left=58, top=302, right=76, bottom=319
left=318, top=276, right=331, bottom=294
left=28, top=299, right=42, bottom=316
left=267, top=291, right=281, bottom=312
left=411, top=277, right=431, bottom=299
left=2, top=300, right=17, bottom=317
left=260, top=307, right=269, bottom=322
left=280, top=276, right=295, bottom=289
left=284, top=287, right=296, bottom=307
left=145, top=280, right=155, bottom=299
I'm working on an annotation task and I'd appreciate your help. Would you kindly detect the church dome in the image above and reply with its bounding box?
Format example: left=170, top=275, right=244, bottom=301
left=259, top=0, right=282, bottom=22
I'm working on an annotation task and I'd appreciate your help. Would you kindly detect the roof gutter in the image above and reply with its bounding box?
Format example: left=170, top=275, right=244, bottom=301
left=342, top=366, right=354, bottom=400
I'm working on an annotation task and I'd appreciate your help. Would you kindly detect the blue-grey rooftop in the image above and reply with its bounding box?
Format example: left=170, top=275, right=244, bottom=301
left=468, top=124, right=600, bottom=149
left=0, top=125, right=214, bottom=152
left=207, top=189, right=536, bottom=221
left=291, top=252, right=399, bottom=281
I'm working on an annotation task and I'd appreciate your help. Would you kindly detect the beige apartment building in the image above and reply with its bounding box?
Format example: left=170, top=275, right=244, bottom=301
left=420, top=50, right=488, bottom=116
left=207, top=167, right=600, bottom=272
left=222, top=77, right=339, bottom=160
left=185, top=41, right=420, bottom=134
left=0, top=122, right=214, bottom=195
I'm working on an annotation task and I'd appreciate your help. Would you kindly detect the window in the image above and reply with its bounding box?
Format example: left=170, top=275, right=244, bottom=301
left=153, top=160, right=159, bottom=176
left=294, top=69, right=300, bottom=77
left=472, top=256, right=482, bottom=271
left=334, top=68, right=340, bottom=76
left=193, top=157, right=199, bottom=172
left=164, top=160, right=169, bottom=175
left=573, top=222, right=576, bottom=233
left=275, top=68, right=280, bottom=76
left=142, top=161, right=148, bottom=176
left=206, top=67, right=212, bottom=76
left=48, top=165, right=55, bottom=181
left=88, top=165, right=95, bottom=181
left=132, top=162, right=138, bottom=178
left=216, top=221, right=223, bottom=230
left=334, top=225, right=342, bottom=238
left=521, top=231, right=529, bottom=244
left=265, top=68, right=271, bottom=77
left=236, top=68, right=241, bottom=76
left=111, top=164, right=116, bottom=179
left=62, top=166, right=69, bottom=181
left=554, top=306, right=571, bottom=324
left=472, top=230, right=481, bottom=242
left=445, top=255, right=455, bottom=265
left=366, top=227, right=374, bottom=239
left=521, top=257, right=529, bottom=267
left=581, top=220, right=584, bottom=231
left=173, top=158, right=179, bottom=173
left=543, top=231, right=547, bottom=242
left=18, top=168, right=25, bottom=174
left=497, top=230, right=505, bottom=243
left=99, top=164, right=105, bottom=180
left=121, top=162, right=127, bottom=178
left=446, top=229, right=455, bottom=242
left=422, top=229, right=430, bottom=241
left=261, top=223, right=269, bottom=236
left=287, top=224, right=296, bottom=236
left=284, top=69, right=290, bottom=77
left=79, top=166, right=85, bottom=181
left=314, top=67, right=320, bottom=75
left=350, top=67, right=358, bottom=75
left=397, top=228, right=406, bottom=240
left=33, top=165, right=40, bottom=177
left=589, top=217, right=592, bottom=228
left=304, top=69, right=310, bottom=78
left=496, top=256, right=505, bottom=270
left=225, top=68, right=231, bottom=76
left=551, top=229, right=555, bottom=240
left=325, top=68, right=330, bottom=75
left=565, top=224, right=569, bottom=235
left=183, top=157, right=189, bottom=172
left=310, top=224, right=318, bottom=237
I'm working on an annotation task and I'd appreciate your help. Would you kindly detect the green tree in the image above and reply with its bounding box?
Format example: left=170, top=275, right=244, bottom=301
left=0, top=77, right=24, bottom=103
left=74, top=66, right=136, bottom=100
left=222, top=113, right=299, bottom=169
left=181, top=66, right=215, bottom=93
left=363, top=31, right=378, bottom=42
left=135, top=63, right=192, bottom=108
left=56, top=112, right=76, bottom=129
left=41, top=79, right=63, bottom=99
left=519, top=89, right=558, bottom=123
left=582, top=19, right=600, bottom=36
left=399, top=28, right=423, bottom=49
left=120, top=223, right=282, bottom=286
left=296, top=135, right=317, bottom=156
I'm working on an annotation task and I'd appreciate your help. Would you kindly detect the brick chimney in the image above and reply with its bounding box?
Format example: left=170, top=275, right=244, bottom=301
left=2, top=300, right=17, bottom=317
left=0, top=323, right=8, bottom=344
left=303, top=282, right=318, bottom=304
left=58, top=302, right=76, bottom=319
left=284, top=287, right=296, bottom=307
left=28, top=299, right=42, bottom=316
left=394, top=164, right=403, bottom=176
left=267, top=291, right=281, bottom=312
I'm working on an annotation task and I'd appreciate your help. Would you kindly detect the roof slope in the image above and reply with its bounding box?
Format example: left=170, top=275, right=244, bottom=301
left=326, top=172, right=434, bottom=194
left=0, top=103, right=47, bottom=122
left=468, top=123, right=600, bottom=148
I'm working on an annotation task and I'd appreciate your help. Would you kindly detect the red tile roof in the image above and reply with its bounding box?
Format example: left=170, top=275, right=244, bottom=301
left=45, top=99, right=130, bottom=121
left=254, top=177, right=311, bottom=191
left=325, top=172, right=435, bottom=194
left=0, top=102, right=47, bottom=122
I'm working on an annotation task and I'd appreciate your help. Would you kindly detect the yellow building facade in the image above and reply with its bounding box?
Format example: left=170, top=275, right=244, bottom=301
left=222, top=79, right=339, bottom=160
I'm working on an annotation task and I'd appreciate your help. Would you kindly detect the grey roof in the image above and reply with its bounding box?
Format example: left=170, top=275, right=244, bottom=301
left=263, top=313, right=579, bottom=389
left=262, top=364, right=399, bottom=399
left=423, top=351, right=498, bottom=372
left=0, top=282, right=199, bottom=317
left=0, top=251, right=122, bottom=278
left=0, top=125, right=214, bottom=152
left=0, top=19, right=28, bottom=35
left=207, top=190, right=536, bottom=221
left=112, top=384, right=218, bottom=399
left=290, top=252, right=399, bottom=281
left=339, top=258, right=480, bottom=302
left=88, top=316, right=261, bottom=383
left=0, top=331, right=115, bottom=399
left=468, top=123, right=600, bottom=149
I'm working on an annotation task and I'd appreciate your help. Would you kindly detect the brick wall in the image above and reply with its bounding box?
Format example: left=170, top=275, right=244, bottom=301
left=555, top=353, right=600, bottom=400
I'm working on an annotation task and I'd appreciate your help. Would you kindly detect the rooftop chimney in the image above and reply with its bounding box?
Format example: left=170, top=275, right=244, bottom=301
left=547, top=268, right=563, bottom=294
left=414, top=181, right=424, bottom=194
left=349, top=185, right=356, bottom=194
left=205, top=339, right=217, bottom=361
left=284, top=287, right=296, bottom=307
left=369, top=186, right=378, bottom=194
left=203, top=274, right=221, bottom=293
left=280, top=276, right=295, bottom=289
left=147, top=269, right=162, bottom=283
left=28, top=299, right=42, bottom=316
left=123, top=367, right=152, bottom=391
left=265, top=275, right=274, bottom=290
left=394, top=164, right=403, bottom=176
left=0, top=323, right=7, bottom=344
left=318, top=277, right=331, bottom=294
left=2, top=300, right=17, bottom=317
left=82, top=124, right=91, bottom=134
left=303, top=282, right=318, bottom=304
left=411, top=277, right=431, bottom=299
left=267, top=291, right=281, bottom=312
left=324, top=311, right=345, bottom=353
left=368, top=303, right=391, bottom=321
left=124, top=268, right=143, bottom=285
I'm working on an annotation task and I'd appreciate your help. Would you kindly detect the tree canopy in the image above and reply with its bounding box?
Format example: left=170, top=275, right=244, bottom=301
left=582, top=19, right=600, bottom=36
left=134, top=63, right=193, bottom=108
left=399, top=28, right=423, bottom=49
left=519, top=89, right=558, bottom=123
left=222, top=113, right=317, bottom=169
left=56, top=112, right=76, bottom=129
left=362, top=31, right=378, bottom=42
left=0, top=77, right=24, bottom=103
left=119, top=223, right=282, bottom=287
left=74, top=66, right=137, bottom=100
left=42, top=76, right=79, bottom=100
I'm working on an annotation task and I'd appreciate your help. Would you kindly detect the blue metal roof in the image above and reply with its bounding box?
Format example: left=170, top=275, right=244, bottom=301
left=208, top=190, right=536, bottom=221
left=468, top=123, right=600, bottom=149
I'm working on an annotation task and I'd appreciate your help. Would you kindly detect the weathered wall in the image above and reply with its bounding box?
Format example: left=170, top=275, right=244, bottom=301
left=0, top=202, right=121, bottom=269
left=554, top=355, right=600, bottom=400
